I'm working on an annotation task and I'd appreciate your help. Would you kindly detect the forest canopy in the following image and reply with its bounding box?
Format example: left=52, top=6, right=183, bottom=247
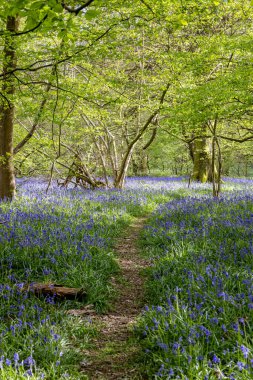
left=0, top=0, right=253, bottom=199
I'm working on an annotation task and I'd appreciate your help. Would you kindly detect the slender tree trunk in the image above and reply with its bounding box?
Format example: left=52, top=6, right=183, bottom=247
left=114, top=83, right=170, bottom=188
left=114, top=144, right=136, bottom=189
left=216, top=137, right=222, bottom=195
left=237, top=163, right=240, bottom=176
left=212, top=130, right=217, bottom=196
left=93, top=137, right=109, bottom=187
left=245, top=161, right=248, bottom=177
left=0, top=16, right=19, bottom=201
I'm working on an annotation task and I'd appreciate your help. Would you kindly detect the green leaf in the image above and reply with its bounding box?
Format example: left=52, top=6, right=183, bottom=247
left=67, top=33, right=74, bottom=40
left=53, top=3, right=63, bottom=13
left=25, top=15, right=40, bottom=30
left=30, top=1, right=45, bottom=10
left=180, top=19, right=188, bottom=26
left=85, top=9, right=100, bottom=20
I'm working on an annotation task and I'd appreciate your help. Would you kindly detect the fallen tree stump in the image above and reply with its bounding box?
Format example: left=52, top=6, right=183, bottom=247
left=24, top=283, right=86, bottom=301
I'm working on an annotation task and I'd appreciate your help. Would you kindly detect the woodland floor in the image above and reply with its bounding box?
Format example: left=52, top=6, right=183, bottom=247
left=80, top=217, right=149, bottom=380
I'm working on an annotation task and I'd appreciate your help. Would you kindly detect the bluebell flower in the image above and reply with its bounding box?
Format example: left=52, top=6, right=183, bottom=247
left=157, top=342, right=168, bottom=351
left=212, top=354, right=220, bottom=364
left=172, top=342, right=180, bottom=354
left=168, top=368, right=174, bottom=376
left=240, top=345, right=250, bottom=359
left=24, top=356, right=35, bottom=368
left=25, top=369, right=33, bottom=377
left=237, top=361, right=245, bottom=371
left=13, top=352, right=19, bottom=363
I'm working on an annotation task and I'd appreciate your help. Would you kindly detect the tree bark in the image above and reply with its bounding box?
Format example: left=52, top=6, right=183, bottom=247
left=0, top=16, right=19, bottom=201
left=192, top=137, right=211, bottom=182
left=191, top=125, right=214, bottom=183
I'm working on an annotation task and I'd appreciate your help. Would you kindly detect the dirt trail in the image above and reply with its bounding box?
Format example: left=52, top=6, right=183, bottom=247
left=81, top=217, right=149, bottom=380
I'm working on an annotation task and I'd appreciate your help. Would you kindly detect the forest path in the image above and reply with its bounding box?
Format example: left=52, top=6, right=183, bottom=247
left=81, top=217, right=149, bottom=380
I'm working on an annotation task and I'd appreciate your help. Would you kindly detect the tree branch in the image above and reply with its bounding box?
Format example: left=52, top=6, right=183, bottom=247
left=143, top=127, right=157, bottom=150
left=115, top=83, right=171, bottom=187
left=61, top=0, right=95, bottom=15
left=0, top=15, right=48, bottom=37
left=0, top=23, right=120, bottom=79
left=140, top=0, right=154, bottom=14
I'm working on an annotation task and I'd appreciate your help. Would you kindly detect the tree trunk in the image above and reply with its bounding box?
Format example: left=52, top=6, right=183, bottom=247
left=245, top=161, right=248, bottom=177
left=114, top=144, right=136, bottom=189
left=192, top=138, right=211, bottom=182
left=0, top=16, right=19, bottom=201
left=114, top=83, right=170, bottom=188
left=237, top=163, right=240, bottom=176
left=191, top=125, right=215, bottom=183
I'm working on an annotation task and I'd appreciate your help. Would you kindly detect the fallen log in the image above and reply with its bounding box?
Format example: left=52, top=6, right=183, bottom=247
left=24, top=283, right=86, bottom=301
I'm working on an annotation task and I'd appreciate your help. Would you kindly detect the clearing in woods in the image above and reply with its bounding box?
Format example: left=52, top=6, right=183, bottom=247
left=81, top=217, right=149, bottom=380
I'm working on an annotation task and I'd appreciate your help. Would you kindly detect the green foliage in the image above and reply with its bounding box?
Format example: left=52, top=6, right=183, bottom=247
left=1, top=0, right=253, bottom=183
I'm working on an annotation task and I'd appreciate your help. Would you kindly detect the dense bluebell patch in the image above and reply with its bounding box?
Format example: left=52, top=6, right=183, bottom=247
left=138, top=191, right=253, bottom=379
left=1, top=176, right=252, bottom=378
left=0, top=177, right=158, bottom=379
left=0, top=176, right=191, bottom=378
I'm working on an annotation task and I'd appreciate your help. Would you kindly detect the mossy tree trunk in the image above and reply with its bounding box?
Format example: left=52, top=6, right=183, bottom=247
left=191, top=124, right=216, bottom=183
left=192, top=136, right=212, bottom=182
left=0, top=16, right=19, bottom=201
